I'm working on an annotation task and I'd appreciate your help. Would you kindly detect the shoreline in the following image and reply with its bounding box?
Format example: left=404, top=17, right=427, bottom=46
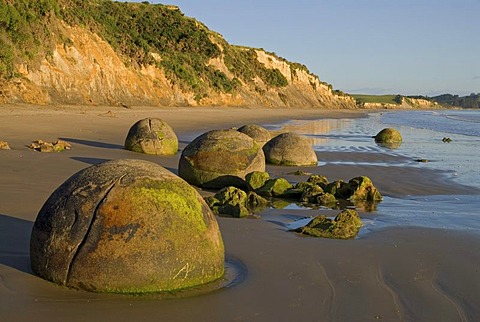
left=1, top=104, right=479, bottom=321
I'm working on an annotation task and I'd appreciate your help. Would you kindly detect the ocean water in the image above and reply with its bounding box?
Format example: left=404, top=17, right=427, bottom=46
left=269, top=109, right=480, bottom=234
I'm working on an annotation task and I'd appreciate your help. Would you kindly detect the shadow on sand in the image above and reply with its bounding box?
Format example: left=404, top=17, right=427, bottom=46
left=60, top=137, right=124, bottom=150
left=0, top=214, right=34, bottom=275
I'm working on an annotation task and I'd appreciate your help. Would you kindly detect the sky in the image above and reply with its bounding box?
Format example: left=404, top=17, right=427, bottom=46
left=122, top=0, right=480, bottom=96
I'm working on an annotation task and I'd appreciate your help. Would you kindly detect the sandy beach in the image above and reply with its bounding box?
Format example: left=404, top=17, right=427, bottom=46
left=1, top=104, right=479, bottom=321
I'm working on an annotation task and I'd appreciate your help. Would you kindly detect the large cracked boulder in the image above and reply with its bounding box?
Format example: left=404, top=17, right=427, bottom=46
left=30, top=159, right=224, bottom=293
left=263, top=132, right=318, bottom=166
left=178, top=129, right=265, bottom=189
left=124, top=118, right=178, bottom=155
left=237, top=124, right=271, bottom=147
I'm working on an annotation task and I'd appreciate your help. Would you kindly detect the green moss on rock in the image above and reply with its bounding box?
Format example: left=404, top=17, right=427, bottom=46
left=125, top=118, right=179, bottom=155
left=245, top=171, right=270, bottom=191
left=179, top=130, right=265, bottom=189
left=30, top=159, right=224, bottom=293
left=294, top=209, right=362, bottom=239
left=257, top=178, right=293, bottom=197
left=374, top=128, right=402, bottom=149
left=348, top=176, right=382, bottom=201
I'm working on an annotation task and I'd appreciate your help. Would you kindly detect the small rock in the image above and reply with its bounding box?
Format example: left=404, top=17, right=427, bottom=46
left=294, top=209, right=362, bottom=239
left=0, top=140, right=11, bottom=150
left=257, top=178, right=293, bottom=197
left=245, top=171, right=270, bottom=191
left=442, top=137, right=452, bottom=143
left=28, top=139, right=71, bottom=152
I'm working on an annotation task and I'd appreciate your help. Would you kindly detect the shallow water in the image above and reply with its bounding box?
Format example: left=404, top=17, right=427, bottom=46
left=268, top=109, right=480, bottom=234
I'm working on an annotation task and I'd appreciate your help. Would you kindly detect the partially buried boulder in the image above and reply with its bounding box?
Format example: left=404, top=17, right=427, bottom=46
left=374, top=128, right=402, bottom=148
left=294, top=209, right=362, bottom=239
left=30, top=159, right=224, bottom=293
left=124, top=118, right=178, bottom=155
left=263, top=132, right=318, bottom=166
left=237, top=124, right=271, bottom=147
left=179, top=129, right=265, bottom=188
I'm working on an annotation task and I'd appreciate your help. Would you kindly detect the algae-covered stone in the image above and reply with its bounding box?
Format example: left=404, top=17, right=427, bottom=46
left=294, top=209, right=362, bottom=239
left=315, top=193, right=337, bottom=207
left=245, top=171, right=270, bottom=191
left=246, top=191, right=269, bottom=211
left=179, top=129, right=265, bottom=189
left=300, top=183, right=325, bottom=203
left=237, top=124, right=271, bottom=147
left=30, top=159, right=224, bottom=293
left=263, top=132, right=318, bottom=166
left=348, top=176, right=382, bottom=201
left=324, top=180, right=351, bottom=199
left=307, top=175, right=329, bottom=189
left=207, top=186, right=250, bottom=218
left=257, top=178, right=293, bottom=197
left=125, top=118, right=178, bottom=155
left=374, top=128, right=402, bottom=148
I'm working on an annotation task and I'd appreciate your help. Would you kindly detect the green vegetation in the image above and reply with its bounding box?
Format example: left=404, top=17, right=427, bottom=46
left=0, top=0, right=293, bottom=101
left=0, top=0, right=60, bottom=77
left=351, top=94, right=401, bottom=105
left=430, top=93, right=480, bottom=108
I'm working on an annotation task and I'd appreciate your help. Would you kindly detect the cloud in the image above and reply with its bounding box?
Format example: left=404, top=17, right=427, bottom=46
left=473, top=76, right=480, bottom=80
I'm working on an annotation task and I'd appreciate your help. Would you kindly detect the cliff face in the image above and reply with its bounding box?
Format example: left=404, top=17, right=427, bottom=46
left=362, top=98, right=439, bottom=109
left=0, top=12, right=355, bottom=108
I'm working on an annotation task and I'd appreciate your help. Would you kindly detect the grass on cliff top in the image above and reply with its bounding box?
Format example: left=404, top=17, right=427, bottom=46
left=0, top=0, right=293, bottom=101
left=351, top=94, right=400, bottom=104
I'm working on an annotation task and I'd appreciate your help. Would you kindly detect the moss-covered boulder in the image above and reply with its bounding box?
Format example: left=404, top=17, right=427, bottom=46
left=348, top=176, right=382, bottom=201
left=294, top=209, right=362, bottom=239
left=179, top=129, right=265, bottom=189
left=124, top=118, right=178, bottom=155
left=374, top=128, right=402, bottom=148
left=245, top=171, right=270, bottom=191
left=30, top=159, right=224, bottom=293
left=237, top=124, right=271, bottom=147
left=257, top=178, right=293, bottom=197
left=263, top=132, right=318, bottom=166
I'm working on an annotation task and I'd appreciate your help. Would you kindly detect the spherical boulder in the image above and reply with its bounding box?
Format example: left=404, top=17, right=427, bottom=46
left=125, top=118, right=178, bottom=155
left=263, top=132, right=318, bottom=166
left=237, top=124, right=271, bottom=147
left=30, top=159, right=224, bottom=293
left=374, top=128, right=402, bottom=148
left=178, top=129, right=266, bottom=189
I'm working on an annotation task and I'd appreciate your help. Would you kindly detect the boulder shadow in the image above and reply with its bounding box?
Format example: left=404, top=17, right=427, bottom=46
left=71, top=156, right=112, bottom=165
left=60, top=137, right=124, bottom=150
left=0, top=214, right=34, bottom=275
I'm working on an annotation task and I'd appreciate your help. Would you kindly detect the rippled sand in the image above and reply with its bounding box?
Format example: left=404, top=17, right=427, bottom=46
left=1, top=104, right=479, bottom=321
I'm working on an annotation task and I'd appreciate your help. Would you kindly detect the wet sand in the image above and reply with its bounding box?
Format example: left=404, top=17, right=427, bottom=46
left=1, top=104, right=479, bottom=321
